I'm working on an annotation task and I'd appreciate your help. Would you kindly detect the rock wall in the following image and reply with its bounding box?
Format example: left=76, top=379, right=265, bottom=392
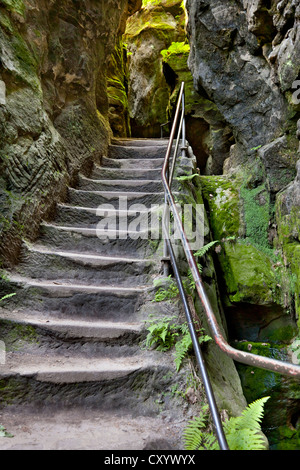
left=0, top=0, right=141, bottom=266
left=185, top=0, right=300, bottom=449
left=124, top=0, right=186, bottom=137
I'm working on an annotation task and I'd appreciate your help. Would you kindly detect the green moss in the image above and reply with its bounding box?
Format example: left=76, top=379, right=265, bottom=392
left=0, top=321, right=39, bottom=350
left=161, top=41, right=189, bottom=60
left=0, top=0, right=25, bottom=17
left=275, top=194, right=300, bottom=321
left=240, top=182, right=271, bottom=252
left=199, top=175, right=240, bottom=240
left=0, top=9, right=13, bottom=33
left=234, top=341, right=300, bottom=450
left=268, top=426, right=300, bottom=450
left=125, top=9, right=176, bottom=39
left=0, top=22, right=41, bottom=92
left=220, top=240, right=278, bottom=304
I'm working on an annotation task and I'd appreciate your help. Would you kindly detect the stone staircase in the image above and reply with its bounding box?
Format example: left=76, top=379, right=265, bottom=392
left=0, top=139, right=190, bottom=450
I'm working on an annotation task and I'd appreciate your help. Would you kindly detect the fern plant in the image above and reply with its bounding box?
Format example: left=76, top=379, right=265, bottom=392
left=145, top=316, right=179, bottom=352
left=184, top=396, right=270, bottom=450
left=0, top=293, right=16, bottom=302
left=145, top=317, right=211, bottom=370
left=194, top=240, right=220, bottom=258
left=153, top=275, right=179, bottom=302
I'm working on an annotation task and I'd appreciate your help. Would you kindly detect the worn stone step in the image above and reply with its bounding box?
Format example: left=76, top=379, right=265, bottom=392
left=78, top=175, right=163, bottom=193
left=38, top=223, right=162, bottom=259
left=54, top=203, right=160, bottom=230
left=101, top=157, right=164, bottom=170
left=0, top=352, right=151, bottom=384
left=15, top=243, right=155, bottom=286
left=0, top=310, right=144, bottom=342
left=0, top=351, right=176, bottom=413
left=0, top=407, right=181, bottom=450
left=67, top=188, right=164, bottom=209
left=0, top=274, right=148, bottom=321
left=111, top=138, right=169, bottom=148
left=91, top=165, right=161, bottom=180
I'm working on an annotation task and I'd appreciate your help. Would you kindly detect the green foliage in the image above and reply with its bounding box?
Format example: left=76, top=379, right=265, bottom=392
left=153, top=275, right=179, bottom=302
left=145, top=316, right=211, bottom=371
left=145, top=316, right=179, bottom=352
left=194, top=240, right=220, bottom=258
left=0, top=0, right=25, bottom=16
left=0, top=424, right=13, bottom=438
left=161, top=42, right=190, bottom=61
left=184, top=396, right=270, bottom=450
left=240, top=183, right=271, bottom=252
left=0, top=293, right=16, bottom=302
left=142, top=0, right=160, bottom=7
left=176, top=173, right=200, bottom=182
left=174, top=323, right=210, bottom=371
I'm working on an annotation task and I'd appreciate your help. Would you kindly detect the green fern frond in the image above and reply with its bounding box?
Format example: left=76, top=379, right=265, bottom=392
left=183, top=406, right=209, bottom=450
left=0, top=293, right=16, bottom=302
left=227, top=396, right=270, bottom=432
left=174, top=330, right=192, bottom=371
left=222, top=396, right=270, bottom=450
left=183, top=397, right=270, bottom=451
left=225, top=427, right=266, bottom=451
left=194, top=240, right=219, bottom=258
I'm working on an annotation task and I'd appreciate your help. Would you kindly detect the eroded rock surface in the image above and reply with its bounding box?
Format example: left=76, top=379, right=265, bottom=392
left=0, top=0, right=142, bottom=265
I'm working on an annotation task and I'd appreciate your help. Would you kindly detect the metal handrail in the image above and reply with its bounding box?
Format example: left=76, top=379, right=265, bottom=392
left=161, top=81, right=300, bottom=449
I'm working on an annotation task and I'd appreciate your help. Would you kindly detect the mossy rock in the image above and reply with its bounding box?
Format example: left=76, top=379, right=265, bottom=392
left=198, top=175, right=241, bottom=240
left=125, top=8, right=177, bottom=39
left=0, top=0, right=25, bottom=17
left=0, top=16, right=41, bottom=92
left=275, top=189, right=300, bottom=321
left=220, top=240, right=278, bottom=305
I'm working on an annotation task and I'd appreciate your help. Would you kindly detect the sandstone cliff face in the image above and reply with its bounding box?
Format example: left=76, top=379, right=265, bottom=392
left=0, top=0, right=141, bottom=265
left=124, top=0, right=186, bottom=137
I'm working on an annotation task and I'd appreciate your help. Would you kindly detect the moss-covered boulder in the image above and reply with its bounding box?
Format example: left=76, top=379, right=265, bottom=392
left=198, top=170, right=298, bottom=344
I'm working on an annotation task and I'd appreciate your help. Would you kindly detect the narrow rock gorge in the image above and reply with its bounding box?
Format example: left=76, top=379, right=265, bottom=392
left=0, top=0, right=300, bottom=451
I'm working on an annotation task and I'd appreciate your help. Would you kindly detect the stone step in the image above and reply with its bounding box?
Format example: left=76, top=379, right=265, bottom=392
left=14, top=243, right=155, bottom=286
left=78, top=175, right=163, bottom=193
left=91, top=165, right=161, bottom=180
left=0, top=310, right=144, bottom=342
left=67, top=188, right=164, bottom=208
left=0, top=407, right=180, bottom=450
left=1, top=353, right=148, bottom=383
left=0, top=274, right=148, bottom=321
left=54, top=203, right=162, bottom=229
left=38, top=223, right=162, bottom=259
left=111, top=138, right=169, bottom=148
left=0, top=351, right=175, bottom=412
left=101, top=157, right=164, bottom=170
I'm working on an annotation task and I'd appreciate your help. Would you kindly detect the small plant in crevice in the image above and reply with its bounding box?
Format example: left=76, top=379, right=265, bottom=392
left=183, top=396, right=270, bottom=450
left=153, top=276, right=179, bottom=303
left=145, top=315, right=211, bottom=371
left=0, top=424, right=13, bottom=438
left=0, top=293, right=16, bottom=302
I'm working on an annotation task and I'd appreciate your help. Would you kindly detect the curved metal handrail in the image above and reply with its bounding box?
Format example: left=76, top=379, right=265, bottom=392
left=161, top=80, right=300, bottom=449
